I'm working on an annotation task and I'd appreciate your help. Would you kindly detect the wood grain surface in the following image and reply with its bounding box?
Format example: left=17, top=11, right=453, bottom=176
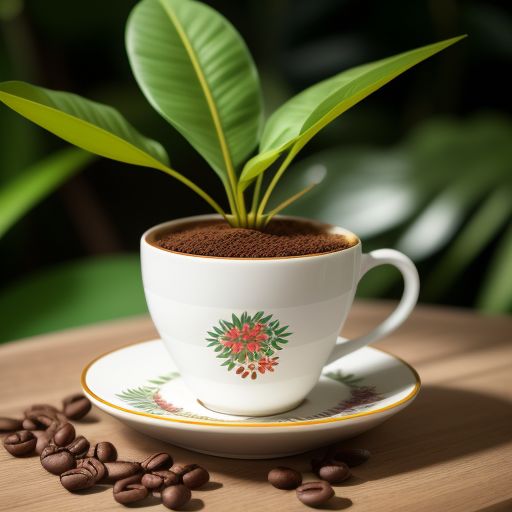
left=1, top=301, right=511, bottom=512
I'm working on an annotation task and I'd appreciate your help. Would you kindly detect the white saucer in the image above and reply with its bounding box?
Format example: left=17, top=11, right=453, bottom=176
left=82, top=339, right=420, bottom=459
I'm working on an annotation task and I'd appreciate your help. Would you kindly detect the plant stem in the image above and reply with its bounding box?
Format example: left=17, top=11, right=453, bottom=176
left=255, top=142, right=301, bottom=224
left=250, top=174, right=263, bottom=216
left=224, top=183, right=240, bottom=225
left=236, top=184, right=248, bottom=226
left=158, top=164, right=228, bottom=221
left=261, top=182, right=318, bottom=228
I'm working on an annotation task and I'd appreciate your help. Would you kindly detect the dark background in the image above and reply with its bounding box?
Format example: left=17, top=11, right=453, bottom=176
left=1, top=0, right=511, bottom=341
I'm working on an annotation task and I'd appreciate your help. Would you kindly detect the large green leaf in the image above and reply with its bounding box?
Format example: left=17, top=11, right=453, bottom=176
left=0, top=80, right=169, bottom=170
left=477, top=223, right=512, bottom=313
left=126, top=0, right=262, bottom=183
left=0, top=148, right=94, bottom=238
left=240, top=36, right=465, bottom=186
left=0, top=255, right=147, bottom=343
left=423, top=186, right=512, bottom=300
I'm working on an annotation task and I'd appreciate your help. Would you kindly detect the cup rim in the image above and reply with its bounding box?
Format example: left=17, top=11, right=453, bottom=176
left=142, top=214, right=361, bottom=261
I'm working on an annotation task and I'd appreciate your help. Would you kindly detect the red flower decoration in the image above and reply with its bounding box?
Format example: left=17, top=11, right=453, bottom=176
left=258, top=356, right=279, bottom=374
left=207, top=312, right=292, bottom=379
left=231, top=342, right=244, bottom=353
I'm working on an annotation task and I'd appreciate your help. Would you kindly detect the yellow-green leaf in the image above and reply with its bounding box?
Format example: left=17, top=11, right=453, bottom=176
left=0, top=80, right=169, bottom=170
left=240, top=36, right=466, bottom=186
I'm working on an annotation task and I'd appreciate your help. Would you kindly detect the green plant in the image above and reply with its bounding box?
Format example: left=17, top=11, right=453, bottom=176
left=0, top=0, right=465, bottom=229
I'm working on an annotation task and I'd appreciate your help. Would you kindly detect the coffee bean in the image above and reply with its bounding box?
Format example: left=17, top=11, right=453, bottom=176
left=33, top=430, right=52, bottom=455
left=182, top=464, right=210, bottom=489
left=330, top=447, right=370, bottom=467
left=24, top=404, right=58, bottom=418
left=61, top=467, right=97, bottom=491
left=113, top=474, right=148, bottom=505
left=66, top=435, right=90, bottom=458
left=52, top=423, right=75, bottom=447
left=141, top=452, right=173, bottom=472
left=77, top=457, right=106, bottom=482
left=24, top=413, right=55, bottom=429
left=103, top=461, right=142, bottom=483
left=161, top=484, right=191, bottom=510
left=169, top=463, right=187, bottom=477
left=62, top=394, right=91, bottom=420
left=0, top=417, right=23, bottom=432
left=317, top=461, right=351, bottom=484
left=22, top=418, right=40, bottom=431
left=268, top=466, right=302, bottom=490
left=87, top=441, right=117, bottom=462
left=141, top=470, right=180, bottom=491
left=296, top=481, right=334, bottom=507
left=3, top=430, right=36, bottom=456
left=40, top=445, right=76, bottom=475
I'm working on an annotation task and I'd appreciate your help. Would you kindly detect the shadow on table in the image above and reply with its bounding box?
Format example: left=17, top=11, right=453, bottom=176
left=346, top=384, right=512, bottom=479
left=119, top=385, right=512, bottom=490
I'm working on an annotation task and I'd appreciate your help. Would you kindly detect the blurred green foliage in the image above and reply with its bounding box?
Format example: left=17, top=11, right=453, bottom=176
left=0, top=0, right=511, bottom=342
left=273, top=114, right=512, bottom=312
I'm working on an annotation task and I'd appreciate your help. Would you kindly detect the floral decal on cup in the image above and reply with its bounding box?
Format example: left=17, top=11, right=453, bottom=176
left=206, top=311, right=292, bottom=379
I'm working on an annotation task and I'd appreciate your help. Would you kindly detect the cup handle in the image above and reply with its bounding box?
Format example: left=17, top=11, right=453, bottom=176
left=325, top=249, right=420, bottom=364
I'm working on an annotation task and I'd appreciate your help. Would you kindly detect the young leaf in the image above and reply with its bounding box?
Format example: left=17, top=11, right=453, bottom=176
left=240, top=36, right=466, bottom=186
left=127, top=0, right=263, bottom=185
left=0, top=81, right=169, bottom=170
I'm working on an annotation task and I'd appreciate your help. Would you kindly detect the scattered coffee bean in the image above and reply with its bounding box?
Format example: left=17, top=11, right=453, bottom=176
left=24, top=413, right=55, bottom=429
left=296, top=481, right=334, bottom=507
left=77, top=457, right=106, bottom=482
left=24, top=404, right=58, bottom=417
left=142, top=470, right=180, bottom=491
left=0, top=417, right=23, bottom=432
left=317, top=460, right=351, bottom=484
left=52, top=423, right=76, bottom=447
left=182, top=464, right=210, bottom=489
left=310, top=456, right=324, bottom=474
left=113, top=474, right=148, bottom=505
left=33, top=430, right=52, bottom=455
left=169, top=463, right=187, bottom=478
left=103, top=461, right=142, bottom=483
left=61, top=467, right=96, bottom=491
left=22, top=418, right=40, bottom=431
left=268, top=466, right=302, bottom=490
left=3, top=430, right=36, bottom=456
left=161, top=484, right=191, bottom=510
left=66, top=435, right=90, bottom=458
left=87, top=441, right=117, bottom=462
left=62, top=394, right=91, bottom=420
left=40, top=445, right=76, bottom=475
left=330, top=447, right=370, bottom=467
left=141, top=452, right=173, bottom=472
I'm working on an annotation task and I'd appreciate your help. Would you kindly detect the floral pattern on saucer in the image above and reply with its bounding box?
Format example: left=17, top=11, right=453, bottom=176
left=116, top=370, right=382, bottom=423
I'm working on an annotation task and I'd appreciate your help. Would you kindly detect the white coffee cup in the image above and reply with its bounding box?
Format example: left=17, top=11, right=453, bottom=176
left=141, top=214, right=419, bottom=416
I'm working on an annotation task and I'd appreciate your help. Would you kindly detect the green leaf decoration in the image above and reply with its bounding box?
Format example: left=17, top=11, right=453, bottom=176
left=0, top=148, right=93, bottom=238
left=126, top=0, right=263, bottom=184
left=324, top=371, right=365, bottom=388
left=0, top=81, right=169, bottom=170
left=240, top=36, right=465, bottom=187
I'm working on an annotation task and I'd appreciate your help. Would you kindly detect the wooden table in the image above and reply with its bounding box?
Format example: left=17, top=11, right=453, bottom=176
left=1, top=301, right=511, bottom=512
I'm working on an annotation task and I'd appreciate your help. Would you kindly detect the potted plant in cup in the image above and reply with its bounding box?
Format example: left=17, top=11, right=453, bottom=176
left=0, top=0, right=464, bottom=415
